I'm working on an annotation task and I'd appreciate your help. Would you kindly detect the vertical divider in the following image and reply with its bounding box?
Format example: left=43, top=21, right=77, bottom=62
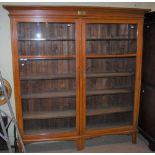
left=75, top=18, right=86, bottom=150
left=75, top=19, right=81, bottom=134
left=81, top=19, right=86, bottom=134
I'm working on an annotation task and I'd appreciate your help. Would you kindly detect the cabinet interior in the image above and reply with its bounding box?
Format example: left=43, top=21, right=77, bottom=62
left=17, top=22, right=137, bottom=135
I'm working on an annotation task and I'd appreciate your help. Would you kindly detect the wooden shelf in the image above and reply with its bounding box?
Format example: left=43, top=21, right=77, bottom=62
left=18, top=54, right=136, bottom=60
left=22, top=88, right=132, bottom=99
left=22, top=91, right=76, bottom=99
left=24, top=121, right=132, bottom=135
left=87, top=120, right=132, bottom=131
left=18, top=38, right=136, bottom=41
left=87, top=72, right=134, bottom=78
left=20, top=74, right=76, bottom=80
left=20, top=72, right=134, bottom=80
left=18, top=54, right=136, bottom=59
left=18, top=38, right=75, bottom=41
left=19, top=55, right=76, bottom=60
left=23, top=110, right=76, bottom=120
left=24, top=127, right=75, bottom=135
left=87, top=106, right=133, bottom=116
left=23, top=106, right=132, bottom=120
left=86, top=53, right=136, bottom=58
left=87, top=88, right=133, bottom=96
left=86, top=38, right=136, bottom=41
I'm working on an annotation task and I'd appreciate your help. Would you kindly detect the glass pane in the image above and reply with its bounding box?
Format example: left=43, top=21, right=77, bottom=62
left=86, top=24, right=137, bottom=55
left=86, top=57, right=136, bottom=130
left=17, top=22, right=75, bottom=56
left=17, top=22, right=77, bottom=135
left=86, top=58, right=136, bottom=74
left=19, top=59, right=75, bottom=77
left=19, top=59, right=76, bottom=135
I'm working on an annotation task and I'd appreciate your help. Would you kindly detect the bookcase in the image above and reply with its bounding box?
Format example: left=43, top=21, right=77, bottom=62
left=4, top=6, right=148, bottom=150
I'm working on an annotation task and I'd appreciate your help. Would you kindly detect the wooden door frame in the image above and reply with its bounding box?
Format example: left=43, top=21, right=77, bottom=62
left=11, top=17, right=82, bottom=142
left=80, top=18, right=144, bottom=137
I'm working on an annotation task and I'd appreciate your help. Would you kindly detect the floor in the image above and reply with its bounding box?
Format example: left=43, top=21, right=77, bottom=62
left=25, top=133, right=153, bottom=153
left=1, top=133, right=154, bottom=153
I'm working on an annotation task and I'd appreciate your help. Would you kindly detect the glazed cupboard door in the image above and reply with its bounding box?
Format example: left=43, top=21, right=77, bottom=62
left=14, top=19, right=80, bottom=137
left=82, top=20, right=139, bottom=132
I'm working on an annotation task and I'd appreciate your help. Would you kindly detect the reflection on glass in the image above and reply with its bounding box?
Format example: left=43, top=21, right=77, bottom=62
left=17, top=22, right=75, bottom=56
left=86, top=24, right=137, bottom=55
left=36, top=33, right=41, bottom=38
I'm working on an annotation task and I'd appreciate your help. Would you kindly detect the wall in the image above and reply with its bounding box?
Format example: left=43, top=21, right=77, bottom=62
left=0, top=2, right=154, bottom=146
